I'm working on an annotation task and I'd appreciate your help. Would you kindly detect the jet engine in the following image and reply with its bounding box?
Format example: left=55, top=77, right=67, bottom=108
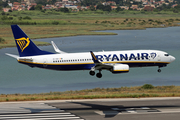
left=111, top=64, right=129, bottom=74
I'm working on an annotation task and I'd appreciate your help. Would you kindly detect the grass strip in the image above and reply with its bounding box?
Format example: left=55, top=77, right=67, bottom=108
left=0, top=85, right=179, bottom=102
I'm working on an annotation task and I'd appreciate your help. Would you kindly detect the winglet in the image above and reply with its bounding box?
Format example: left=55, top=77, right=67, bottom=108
left=90, top=51, right=100, bottom=63
left=51, top=41, right=66, bottom=54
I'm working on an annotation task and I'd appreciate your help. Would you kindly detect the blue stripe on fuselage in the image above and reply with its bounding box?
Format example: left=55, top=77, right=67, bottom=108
left=18, top=61, right=168, bottom=71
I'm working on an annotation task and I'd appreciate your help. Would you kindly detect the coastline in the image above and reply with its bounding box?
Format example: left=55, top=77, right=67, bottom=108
left=1, top=11, right=180, bottom=49
left=0, top=24, right=179, bottom=49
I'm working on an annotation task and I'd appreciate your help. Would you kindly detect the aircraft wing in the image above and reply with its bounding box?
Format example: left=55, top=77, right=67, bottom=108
left=90, top=51, right=129, bottom=73
left=90, top=51, right=113, bottom=70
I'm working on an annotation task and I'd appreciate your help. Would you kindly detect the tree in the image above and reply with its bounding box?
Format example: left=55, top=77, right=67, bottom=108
left=153, top=8, right=159, bottom=12
left=80, top=0, right=102, bottom=6
left=59, top=7, right=69, bottom=13
left=96, top=4, right=112, bottom=12
left=96, top=4, right=104, bottom=10
left=35, top=4, right=42, bottom=10
left=36, top=0, right=47, bottom=6
left=173, top=9, right=179, bottom=13
left=90, top=5, right=95, bottom=11
left=29, top=6, right=35, bottom=10
left=116, top=6, right=123, bottom=12
left=0, top=6, right=3, bottom=11
left=47, top=0, right=56, bottom=5
left=138, top=4, right=143, bottom=8
left=103, top=5, right=111, bottom=12
left=112, top=0, right=124, bottom=5
left=0, top=1, right=8, bottom=8
left=141, top=84, right=154, bottom=89
left=174, top=5, right=180, bottom=10
left=0, top=37, right=5, bottom=43
left=1, top=11, right=6, bottom=15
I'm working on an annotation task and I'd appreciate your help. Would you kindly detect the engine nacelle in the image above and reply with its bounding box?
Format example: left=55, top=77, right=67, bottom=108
left=111, top=64, right=129, bottom=74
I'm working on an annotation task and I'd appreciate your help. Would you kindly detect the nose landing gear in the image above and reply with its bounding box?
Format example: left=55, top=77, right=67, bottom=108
left=158, top=69, right=161, bottom=73
left=157, top=66, right=161, bottom=73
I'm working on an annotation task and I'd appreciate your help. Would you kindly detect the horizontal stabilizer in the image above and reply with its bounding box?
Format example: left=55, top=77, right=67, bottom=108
left=51, top=41, right=66, bottom=54
left=5, top=53, right=18, bottom=59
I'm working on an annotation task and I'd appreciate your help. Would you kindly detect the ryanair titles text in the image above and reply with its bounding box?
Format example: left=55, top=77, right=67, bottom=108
left=96, top=53, right=157, bottom=62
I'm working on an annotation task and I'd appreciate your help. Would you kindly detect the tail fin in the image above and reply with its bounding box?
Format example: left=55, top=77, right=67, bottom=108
left=11, top=25, right=53, bottom=57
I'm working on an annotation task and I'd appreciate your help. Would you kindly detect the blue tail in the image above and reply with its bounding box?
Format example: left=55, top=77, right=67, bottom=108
left=11, top=25, right=54, bottom=57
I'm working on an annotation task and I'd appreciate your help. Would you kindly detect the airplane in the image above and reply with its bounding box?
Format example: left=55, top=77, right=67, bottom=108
left=6, top=25, right=175, bottom=78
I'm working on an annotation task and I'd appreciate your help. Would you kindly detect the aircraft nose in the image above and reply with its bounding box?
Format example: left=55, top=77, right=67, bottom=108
left=170, top=56, right=175, bottom=62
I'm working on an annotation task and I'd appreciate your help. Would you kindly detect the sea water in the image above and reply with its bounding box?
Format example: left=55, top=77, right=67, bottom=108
left=0, top=27, right=179, bottom=94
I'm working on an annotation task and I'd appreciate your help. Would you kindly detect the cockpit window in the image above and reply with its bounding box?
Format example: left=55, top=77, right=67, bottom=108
left=164, top=54, right=169, bottom=56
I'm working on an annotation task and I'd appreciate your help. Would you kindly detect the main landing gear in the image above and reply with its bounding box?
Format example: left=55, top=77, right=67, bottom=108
left=89, top=71, right=95, bottom=76
left=89, top=70, right=102, bottom=78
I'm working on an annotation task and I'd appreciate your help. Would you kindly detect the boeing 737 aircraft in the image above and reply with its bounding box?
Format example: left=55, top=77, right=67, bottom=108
left=6, top=25, right=175, bottom=78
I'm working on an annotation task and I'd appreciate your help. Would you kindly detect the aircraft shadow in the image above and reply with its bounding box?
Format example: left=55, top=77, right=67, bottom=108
left=49, top=101, right=180, bottom=118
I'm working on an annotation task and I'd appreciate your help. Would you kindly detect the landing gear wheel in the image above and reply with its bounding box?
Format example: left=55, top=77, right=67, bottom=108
left=89, top=71, right=95, bottom=76
left=158, top=69, right=161, bottom=73
left=96, top=73, right=102, bottom=78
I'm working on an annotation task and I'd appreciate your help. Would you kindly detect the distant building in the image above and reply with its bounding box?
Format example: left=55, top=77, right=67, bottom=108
left=62, top=0, right=69, bottom=4
left=131, top=5, right=138, bottom=10
left=13, top=2, right=21, bottom=6
left=168, top=0, right=174, bottom=2
left=55, top=2, right=64, bottom=7
left=111, top=6, right=117, bottom=10
left=134, top=0, right=142, bottom=2
left=3, top=8, right=11, bottom=12
left=64, top=5, right=77, bottom=10
left=107, top=1, right=116, bottom=6
left=102, top=1, right=116, bottom=6
left=172, top=4, right=178, bottom=8
left=30, top=3, right=37, bottom=6
left=144, top=6, right=154, bottom=11
left=44, top=5, right=52, bottom=10
left=8, top=3, right=13, bottom=7
left=120, top=6, right=129, bottom=10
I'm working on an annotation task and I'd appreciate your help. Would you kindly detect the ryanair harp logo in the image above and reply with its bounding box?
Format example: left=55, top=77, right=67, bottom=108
left=16, top=37, right=30, bottom=52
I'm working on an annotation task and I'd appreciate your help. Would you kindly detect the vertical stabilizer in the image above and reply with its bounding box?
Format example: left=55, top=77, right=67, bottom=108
left=11, top=25, right=53, bottom=57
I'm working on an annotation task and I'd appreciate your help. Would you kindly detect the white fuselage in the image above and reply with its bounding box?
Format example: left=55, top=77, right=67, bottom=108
left=17, top=50, right=175, bottom=71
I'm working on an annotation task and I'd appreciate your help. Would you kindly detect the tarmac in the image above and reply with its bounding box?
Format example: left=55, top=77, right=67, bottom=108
left=1, top=97, right=180, bottom=120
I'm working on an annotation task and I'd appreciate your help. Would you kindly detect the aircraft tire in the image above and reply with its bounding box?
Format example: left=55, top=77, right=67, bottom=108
left=158, top=69, right=161, bottom=73
left=89, top=71, right=95, bottom=76
left=96, top=73, right=102, bottom=78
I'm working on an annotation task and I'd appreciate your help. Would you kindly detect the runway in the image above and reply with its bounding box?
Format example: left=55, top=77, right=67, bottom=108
left=0, top=102, right=84, bottom=120
left=1, top=97, right=180, bottom=120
